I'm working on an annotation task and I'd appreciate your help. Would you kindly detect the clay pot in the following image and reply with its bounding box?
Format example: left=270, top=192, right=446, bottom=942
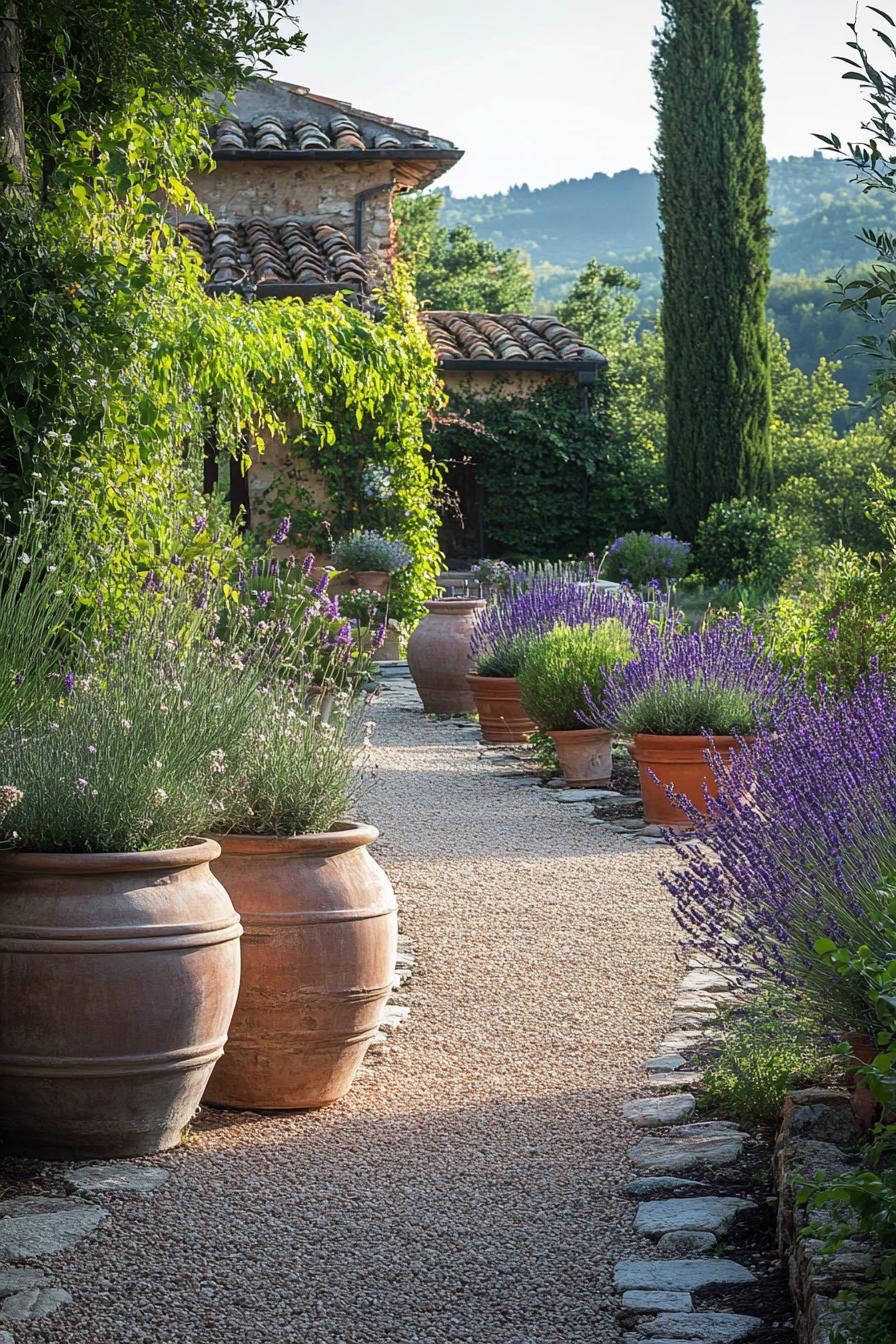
left=352, top=569, right=390, bottom=596
left=629, top=733, right=754, bottom=829
left=549, top=726, right=613, bottom=786
left=204, top=822, right=397, bottom=1110
left=406, top=598, right=486, bottom=713
left=373, top=628, right=402, bottom=662
left=845, top=1032, right=879, bottom=1131
left=466, top=675, right=535, bottom=743
left=0, top=839, right=241, bottom=1159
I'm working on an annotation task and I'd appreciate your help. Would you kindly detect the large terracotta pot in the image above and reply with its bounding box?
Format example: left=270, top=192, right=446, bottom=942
left=0, top=839, right=240, bottom=1159
left=548, top=726, right=613, bottom=786
left=204, top=822, right=397, bottom=1110
left=352, top=569, right=390, bottom=596
left=629, top=733, right=754, bottom=828
left=466, top=674, right=535, bottom=743
left=406, top=597, right=486, bottom=713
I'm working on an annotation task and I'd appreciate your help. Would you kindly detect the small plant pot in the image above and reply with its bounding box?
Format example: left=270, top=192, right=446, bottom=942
left=352, top=570, right=390, bottom=596
left=305, top=683, right=334, bottom=724
left=548, top=726, right=613, bottom=787
left=629, top=733, right=754, bottom=829
left=406, top=598, right=486, bottom=713
left=466, top=675, right=535, bottom=743
left=373, top=629, right=402, bottom=662
left=845, top=1031, right=879, bottom=1131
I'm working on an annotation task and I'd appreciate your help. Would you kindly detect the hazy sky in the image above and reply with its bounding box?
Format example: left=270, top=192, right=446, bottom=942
left=270, top=0, right=872, bottom=197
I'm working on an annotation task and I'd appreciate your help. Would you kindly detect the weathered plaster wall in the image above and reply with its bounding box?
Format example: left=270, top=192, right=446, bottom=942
left=440, top=368, right=581, bottom=401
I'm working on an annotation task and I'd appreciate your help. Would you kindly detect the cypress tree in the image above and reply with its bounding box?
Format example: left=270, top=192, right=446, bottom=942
left=653, top=0, right=772, bottom=541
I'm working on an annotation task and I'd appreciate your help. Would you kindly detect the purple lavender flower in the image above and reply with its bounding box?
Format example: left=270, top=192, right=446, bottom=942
left=471, top=578, right=667, bottom=665
left=75, top=777, right=88, bottom=794
left=372, top=621, right=387, bottom=650
left=141, top=569, right=158, bottom=593
left=192, top=514, right=208, bottom=535
left=312, top=572, right=330, bottom=599
left=663, top=673, right=896, bottom=1019
left=272, top=516, right=291, bottom=546
left=254, top=590, right=272, bottom=609
left=334, top=623, right=353, bottom=647
left=584, top=619, right=799, bottom=736
left=63, top=672, right=75, bottom=697
left=301, top=553, right=315, bottom=577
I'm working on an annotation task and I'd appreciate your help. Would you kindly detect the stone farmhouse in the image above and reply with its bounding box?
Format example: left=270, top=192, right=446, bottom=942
left=174, top=80, right=605, bottom=534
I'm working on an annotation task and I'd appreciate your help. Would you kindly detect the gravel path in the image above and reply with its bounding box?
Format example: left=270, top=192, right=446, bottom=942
left=14, top=682, right=679, bottom=1344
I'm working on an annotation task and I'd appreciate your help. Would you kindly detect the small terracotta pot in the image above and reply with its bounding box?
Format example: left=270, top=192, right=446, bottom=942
left=204, top=823, right=397, bottom=1110
left=629, top=733, right=754, bottom=829
left=466, top=674, right=535, bottom=743
left=0, top=839, right=241, bottom=1158
left=845, top=1031, right=879, bottom=1131
left=406, top=598, right=486, bottom=713
left=352, top=570, right=390, bottom=596
left=548, top=726, right=613, bottom=787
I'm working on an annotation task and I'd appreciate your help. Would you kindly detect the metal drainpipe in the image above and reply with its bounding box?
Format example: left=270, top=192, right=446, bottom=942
left=354, top=180, right=396, bottom=252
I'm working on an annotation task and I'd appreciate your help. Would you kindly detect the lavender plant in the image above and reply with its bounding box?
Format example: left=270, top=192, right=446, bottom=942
left=589, top=620, right=797, bottom=737
left=218, top=686, right=370, bottom=837
left=664, top=672, right=896, bottom=1027
left=0, top=601, right=271, bottom=854
left=603, top=531, right=692, bottom=586
left=470, top=578, right=669, bottom=675
left=517, top=620, right=634, bottom=733
left=332, top=530, right=412, bottom=575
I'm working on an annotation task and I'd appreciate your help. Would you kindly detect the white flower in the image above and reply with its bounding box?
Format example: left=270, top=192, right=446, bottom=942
left=209, top=749, right=226, bottom=774
left=152, top=788, right=168, bottom=806
left=210, top=799, right=225, bottom=813
left=121, top=719, right=132, bottom=731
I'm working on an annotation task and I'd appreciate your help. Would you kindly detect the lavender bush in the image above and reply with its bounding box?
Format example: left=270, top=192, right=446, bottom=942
left=471, top=578, right=669, bottom=674
left=332, top=530, right=412, bottom=575
left=603, top=532, right=692, bottom=586
left=664, top=672, right=896, bottom=1027
left=0, top=598, right=271, bottom=854
left=588, top=620, right=798, bottom=736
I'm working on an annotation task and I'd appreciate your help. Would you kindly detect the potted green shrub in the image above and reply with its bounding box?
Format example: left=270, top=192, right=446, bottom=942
left=0, top=606, right=266, bottom=1158
left=203, top=688, right=396, bottom=1111
left=517, top=620, right=634, bottom=786
left=332, top=530, right=413, bottom=596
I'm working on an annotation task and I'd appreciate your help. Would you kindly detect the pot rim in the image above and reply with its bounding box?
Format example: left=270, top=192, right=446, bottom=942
left=423, top=598, right=486, bottom=613
left=0, top=836, right=221, bottom=875
left=631, top=732, right=755, bottom=750
left=547, top=725, right=612, bottom=742
left=466, top=673, right=521, bottom=689
left=213, top=819, right=379, bottom=856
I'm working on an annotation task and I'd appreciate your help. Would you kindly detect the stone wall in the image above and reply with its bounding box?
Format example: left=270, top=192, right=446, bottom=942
left=188, top=160, right=396, bottom=267
left=441, top=368, right=581, bottom=401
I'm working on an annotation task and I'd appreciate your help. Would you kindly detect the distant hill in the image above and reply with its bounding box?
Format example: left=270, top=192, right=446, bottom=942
left=440, top=154, right=893, bottom=310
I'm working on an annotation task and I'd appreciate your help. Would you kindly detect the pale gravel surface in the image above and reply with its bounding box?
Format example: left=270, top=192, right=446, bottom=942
left=15, top=677, right=679, bottom=1344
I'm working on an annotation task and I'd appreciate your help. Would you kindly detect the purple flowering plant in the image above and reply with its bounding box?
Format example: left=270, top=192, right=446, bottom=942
left=664, top=672, right=896, bottom=1029
left=470, top=578, right=670, bottom=678
left=603, top=531, right=692, bottom=587
left=584, top=619, right=799, bottom=737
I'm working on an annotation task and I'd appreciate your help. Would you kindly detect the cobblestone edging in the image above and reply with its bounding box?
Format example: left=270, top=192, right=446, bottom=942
left=774, top=1089, right=869, bottom=1344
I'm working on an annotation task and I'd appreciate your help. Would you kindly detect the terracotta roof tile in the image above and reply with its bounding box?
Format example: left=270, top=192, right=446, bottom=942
left=210, top=112, right=438, bottom=154
left=421, top=312, right=601, bottom=364
left=177, top=216, right=370, bottom=290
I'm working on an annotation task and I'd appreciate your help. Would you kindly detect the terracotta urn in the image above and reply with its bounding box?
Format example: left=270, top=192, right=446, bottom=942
left=466, top=674, right=535, bottom=743
left=204, top=822, right=397, bottom=1110
left=0, top=839, right=241, bottom=1158
left=629, top=733, right=754, bottom=829
left=548, top=726, right=613, bottom=787
left=352, top=569, right=390, bottom=596
left=406, top=598, right=486, bottom=713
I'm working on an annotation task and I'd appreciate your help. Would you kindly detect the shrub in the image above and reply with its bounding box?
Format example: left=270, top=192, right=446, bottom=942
left=331, top=530, right=413, bottom=575
left=219, top=686, right=367, bottom=838
left=591, top=619, right=797, bottom=737
left=470, top=559, right=526, bottom=594
left=472, top=636, right=531, bottom=678
left=517, top=619, right=634, bottom=733
left=699, top=991, right=832, bottom=1128
left=603, top=531, right=691, bottom=586
left=0, top=600, right=269, bottom=854
left=665, top=673, right=896, bottom=1028
left=696, top=497, right=793, bottom=588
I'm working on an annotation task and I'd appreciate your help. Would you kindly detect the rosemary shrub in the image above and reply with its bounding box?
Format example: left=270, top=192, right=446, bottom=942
left=517, top=620, right=633, bottom=733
